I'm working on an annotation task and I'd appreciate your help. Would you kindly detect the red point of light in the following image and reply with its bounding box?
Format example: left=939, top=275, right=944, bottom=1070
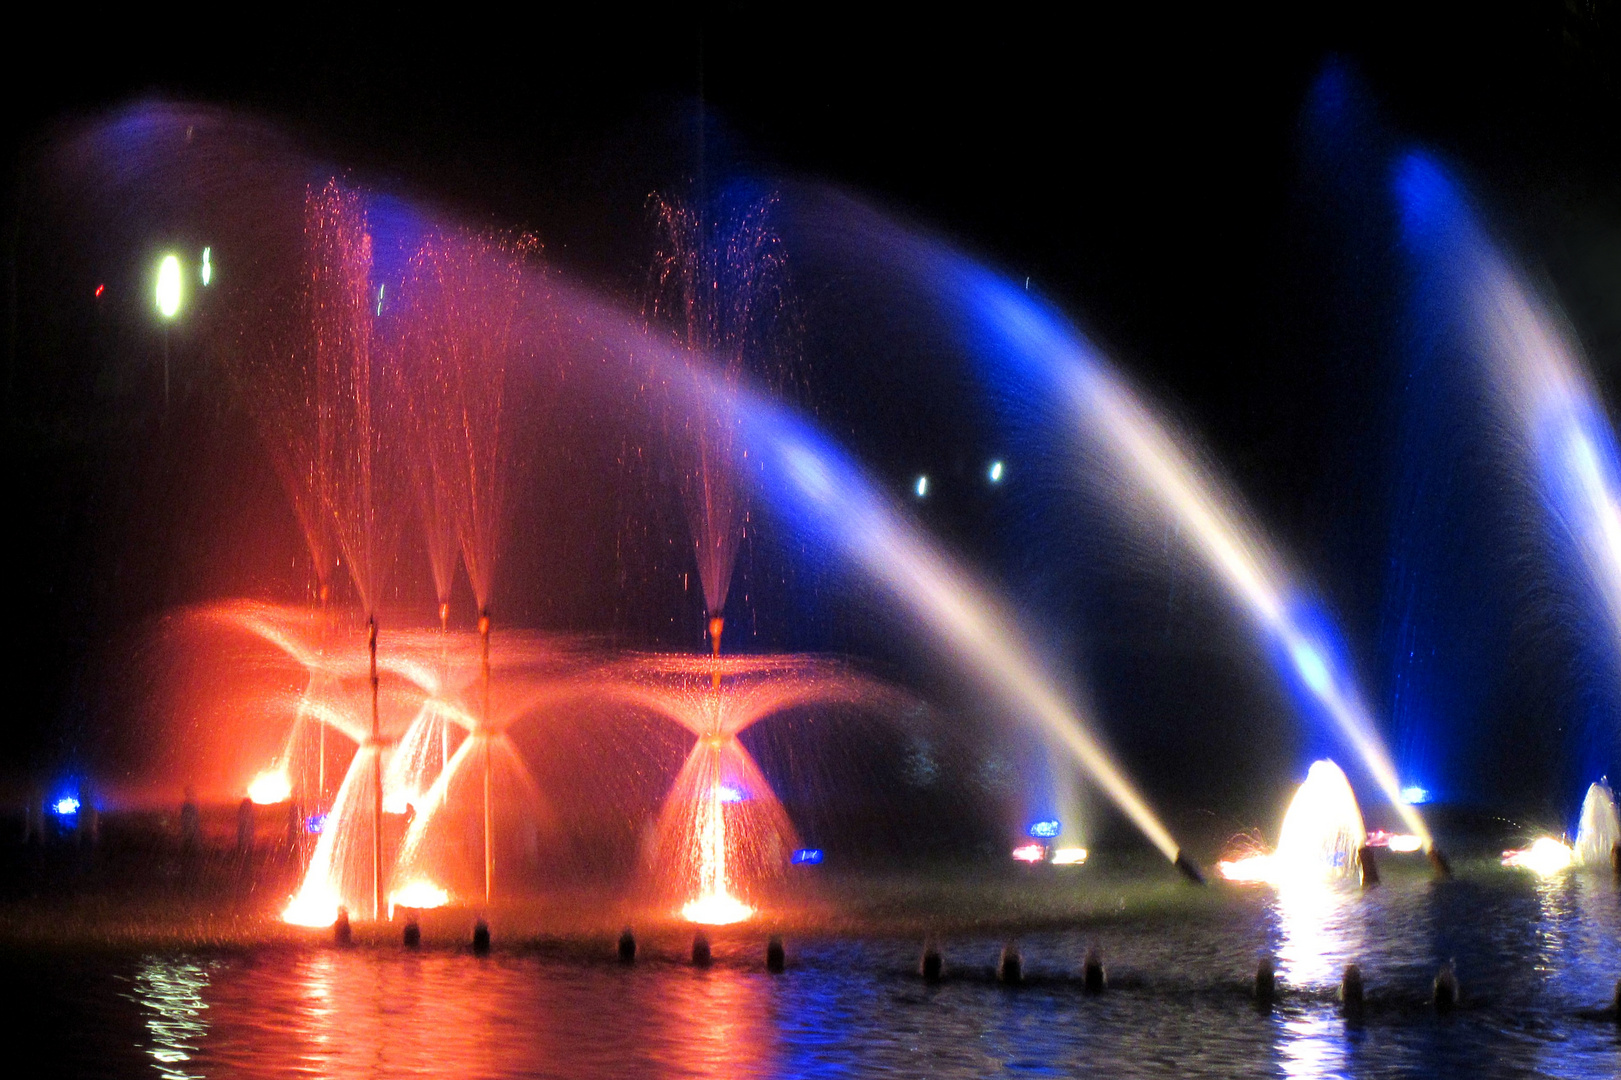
left=94, top=284, right=105, bottom=298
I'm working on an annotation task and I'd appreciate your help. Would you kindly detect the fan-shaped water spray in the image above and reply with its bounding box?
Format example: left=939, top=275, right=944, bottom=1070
left=1575, top=780, right=1619, bottom=868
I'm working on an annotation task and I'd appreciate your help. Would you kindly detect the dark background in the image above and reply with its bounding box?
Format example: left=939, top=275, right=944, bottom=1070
left=4, top=4, right=1620, bottom=836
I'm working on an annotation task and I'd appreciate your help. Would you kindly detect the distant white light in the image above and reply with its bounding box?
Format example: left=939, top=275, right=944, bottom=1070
left=1051, top=846, right=1088, bottom=865
left=1386, top=833, right=1424, bottom=853
left=156, top=254, right=182, bottom=318
left=988, top=459, right=1004, bottom=483
left=200, top=247, right=212, bottom=287
left=1400, top=786, right=1430, bottom=805
left=53, top=797, right=80, bottom=816
left=914, top=475, right=929, bottom=498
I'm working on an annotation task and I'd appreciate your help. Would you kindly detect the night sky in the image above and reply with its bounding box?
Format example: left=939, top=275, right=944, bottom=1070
left=5, top=6, right=1621, bottom=833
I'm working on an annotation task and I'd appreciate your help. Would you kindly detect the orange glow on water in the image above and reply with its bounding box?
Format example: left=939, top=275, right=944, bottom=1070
left=1501, top=837, right=1575, bottom=876
left=248, top=770, right=292, bottom=805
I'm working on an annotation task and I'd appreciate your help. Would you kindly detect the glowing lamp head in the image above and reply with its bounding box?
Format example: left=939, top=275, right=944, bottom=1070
left=200, top=247, right=212, bottom=287
left=248, top=770, right=291, bottom=805
left=988, top=459, right=1004, bottom=483
left=1501, top=836, right=1575, bottom=876
left=53, top=796, right=80, bottom=816
left=914, top=474, right=929, bottom=498
left=1028, top=819, right=1061, bottom=839
left=1400, top=786, right=1430, bottom=805
left=1386, top=833, right=1424, bottom=853
left=155, top=254, right=182, bottom=318
left=1050, top=846, right=1088, bottom=865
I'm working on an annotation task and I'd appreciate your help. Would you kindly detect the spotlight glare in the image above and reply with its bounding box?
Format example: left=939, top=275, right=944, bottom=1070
left=156, top=254, right=182, bottom=318
left=1011, top=843, right=1046, bottom=863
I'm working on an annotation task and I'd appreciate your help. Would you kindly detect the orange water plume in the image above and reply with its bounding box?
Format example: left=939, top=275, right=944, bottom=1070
left=602, top=653, right=904, bottom=922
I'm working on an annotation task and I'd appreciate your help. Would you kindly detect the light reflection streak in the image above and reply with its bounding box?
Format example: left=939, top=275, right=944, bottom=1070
left=134, top=956, right=211, bottom=1080
left=1271, top=884, right=1362, bottom=1080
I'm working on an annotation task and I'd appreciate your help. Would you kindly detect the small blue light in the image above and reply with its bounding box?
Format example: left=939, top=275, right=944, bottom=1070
left=714, top=784, right=745, bottom=804
left=1028, top=819, right=1061, bottom=839
left=53, top=797, right=80, bottom=817
left=791, top=848, right=824, bottom=865
left=305, top=813, right=328, bottom=834
left=1400, top=786, right=1430, bottom=805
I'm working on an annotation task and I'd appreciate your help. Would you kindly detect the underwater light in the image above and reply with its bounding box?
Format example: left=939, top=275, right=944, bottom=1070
left=682, top=892, right=754, bottom=925
left=1502, top=837, right=1575, bottom=876
left=155, top=254, right=182, bottom=318
left=248, top=770, right=291, bottom=805
left=791, top=848, right=824, bottom=865
left=52, top=796, right=80, bottom=816
left=1028, top=819, right=1061, bottom=838
left=1051, top=846, right=1088, bottom=865
left=282, top=888, right=340, bottom=928
left=388, top=880, right=449, bottom=916
left=1011, top=843, right=1046, bottom=863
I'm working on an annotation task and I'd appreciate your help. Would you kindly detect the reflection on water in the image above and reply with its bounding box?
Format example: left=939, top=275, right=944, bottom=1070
left=133, top=957, right=212, bottom=1080
left=68, top=877, right=1621, bottom=1078
left=1271, top=884, right=1361, bottom=1079
left=1274, top=883, right=1362, bottom=988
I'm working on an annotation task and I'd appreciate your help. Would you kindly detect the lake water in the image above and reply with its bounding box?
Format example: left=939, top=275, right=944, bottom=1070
left=7, top=868, right=1619, bottom=1078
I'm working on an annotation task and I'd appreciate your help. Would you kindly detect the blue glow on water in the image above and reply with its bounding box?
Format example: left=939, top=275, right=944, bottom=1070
left=1027, top=819, right=1060, bottom=839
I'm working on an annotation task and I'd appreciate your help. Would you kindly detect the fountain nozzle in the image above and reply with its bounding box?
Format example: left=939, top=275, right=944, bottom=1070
left=1173, top=851, right=1207, bottom=885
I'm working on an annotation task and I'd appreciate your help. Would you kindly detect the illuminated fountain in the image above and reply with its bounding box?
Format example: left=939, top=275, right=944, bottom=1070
left=646, top=189, right=806, bottom=918
left=1574, top=780, right=1619, bottom=868
left=1218, top=760, right=1367, bottom=886
left=1396, top=156, right=1621, bottom=842
left=393, top=225, right=534, bottom=905
left=786, top=201, right=1438, bottom=865
left=595, top=653, right=902, bottom=923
